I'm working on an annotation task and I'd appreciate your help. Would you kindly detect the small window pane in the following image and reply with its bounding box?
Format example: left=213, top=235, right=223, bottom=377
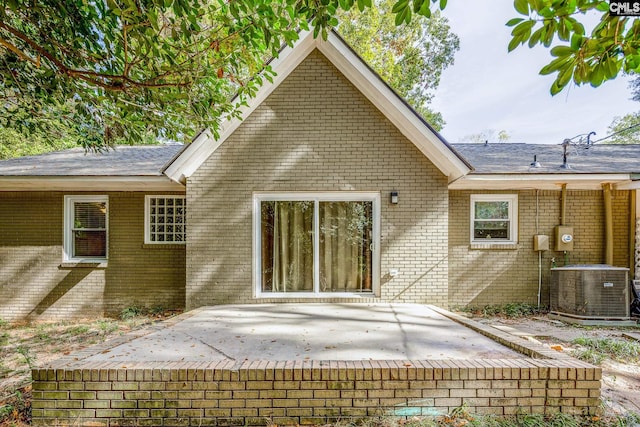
left=474, top=221, right=510, bottom=239
left=475, top=201, right=509, bottom=220
left=471, top=195, right=517, bottom=243
left=74, top=202, right=106, bottom=229
left=74, top=230, right=106, bottom=257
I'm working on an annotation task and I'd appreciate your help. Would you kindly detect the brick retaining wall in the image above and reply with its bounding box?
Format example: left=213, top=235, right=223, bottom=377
left=31, top=308, right=602, bottom=426
left=32, top=359, right=601, bottom=426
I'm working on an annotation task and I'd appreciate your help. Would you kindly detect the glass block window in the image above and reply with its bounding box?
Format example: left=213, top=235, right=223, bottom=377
left=145, top=196, right=186, bottom=244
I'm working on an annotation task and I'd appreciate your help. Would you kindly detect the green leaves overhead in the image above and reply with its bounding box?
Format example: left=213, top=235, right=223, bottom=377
left=1, top=0, right=637, bottom=151
left=389, top=0, right=447, bottom=23
left=506, top=0, right=639, bottom=95
left=338, top=0, right=459, bottom=130
left=0, top=0, right=351, bottom=149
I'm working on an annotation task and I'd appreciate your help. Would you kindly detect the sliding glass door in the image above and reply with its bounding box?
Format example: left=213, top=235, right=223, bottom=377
left=255, top=193, right=379, bottom=296
left=260, top=201, right=314, bottom=292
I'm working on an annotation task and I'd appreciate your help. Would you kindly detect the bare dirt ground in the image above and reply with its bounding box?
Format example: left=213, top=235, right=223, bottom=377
left=0, top=311, right=180, bottom=426
left=469, top=315, right=640, bottom=416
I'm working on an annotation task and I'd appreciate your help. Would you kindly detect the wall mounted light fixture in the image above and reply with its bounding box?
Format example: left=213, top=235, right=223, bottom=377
left=390, top=191, right=398, bottom=204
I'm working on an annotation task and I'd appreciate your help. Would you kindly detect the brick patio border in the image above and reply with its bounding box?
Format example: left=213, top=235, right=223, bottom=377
left=31, top=307, right=602, bottom=426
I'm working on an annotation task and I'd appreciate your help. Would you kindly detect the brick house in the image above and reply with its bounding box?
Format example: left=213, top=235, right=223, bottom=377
left=1, top=30, right=639, bottom=321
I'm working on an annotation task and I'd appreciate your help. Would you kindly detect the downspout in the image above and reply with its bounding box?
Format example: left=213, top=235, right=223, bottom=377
left=560, top=184, right=567, bottom=226
left=603, top=183, right=614, bottom=265
left=631, top=190, right=640, bottom=280
left=632, top=190, right=638, bottom=280
left=536, top=189, right=542, bottom=308
left=560, top=184, right=569, bottom=266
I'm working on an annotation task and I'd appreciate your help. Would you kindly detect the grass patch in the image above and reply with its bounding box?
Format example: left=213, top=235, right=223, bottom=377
left=571, top=337, right=640, bottom=365
left=65, top=325, right=90, bottom=336
left=457, top=303, right=546, bottom=319
left=15, top=346, right=36, bottom=370
left=0, top=332, right=9, bottom=347
left=308, top=408, right=640, bottom=427
left=0, top=388, right=31, bottom=426
left=96, top=319, right=119, bottom=334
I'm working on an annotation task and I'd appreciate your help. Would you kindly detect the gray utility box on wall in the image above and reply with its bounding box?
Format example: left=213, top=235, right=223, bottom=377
left=550, top=265, right=630, bottom=320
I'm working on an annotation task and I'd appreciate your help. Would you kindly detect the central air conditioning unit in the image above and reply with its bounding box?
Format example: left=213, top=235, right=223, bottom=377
left=550, top=265, right=630, bottom=320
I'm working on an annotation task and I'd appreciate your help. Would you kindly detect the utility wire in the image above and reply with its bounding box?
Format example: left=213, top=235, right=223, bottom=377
left=592, top=121, right=640, bottom=143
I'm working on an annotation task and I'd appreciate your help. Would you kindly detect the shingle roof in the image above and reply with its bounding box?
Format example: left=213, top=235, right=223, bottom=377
left=452, top=143, right=640, bottom=174
left=1, top=142, right=637, bottom=178
left=0, top=145, right=183, bottom=176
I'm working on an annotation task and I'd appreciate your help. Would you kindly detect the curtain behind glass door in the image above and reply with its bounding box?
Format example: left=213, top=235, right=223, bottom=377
left=261, top=201, right=314, bottom=292
left=319, top=201, right=372, bottom=292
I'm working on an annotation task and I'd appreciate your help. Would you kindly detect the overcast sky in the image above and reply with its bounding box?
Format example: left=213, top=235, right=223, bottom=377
left=431, top=1, right=638, bottom=145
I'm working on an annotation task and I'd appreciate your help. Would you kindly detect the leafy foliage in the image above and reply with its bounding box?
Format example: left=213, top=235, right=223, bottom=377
left=457, top=302, right=545, bottom=318
left=0, top=102, right=160, bottom=159
left=631, top=75, right=640, bottom=102
left=0, top=125, right=76, bottom=160
left=461, top=129, right=511, bottom=144
left=1, top=0, right=634, bottom=152
left=506, top=0, right=640, bottom=95
left=0, top=0, right=455, bottom=150
left=337, top=0, right=459, bottom=130
left=120, top=305, right=145, bottom=320
left=0, top=0, right=326, bottom=149
left=603, top=111, right=640, bottom=144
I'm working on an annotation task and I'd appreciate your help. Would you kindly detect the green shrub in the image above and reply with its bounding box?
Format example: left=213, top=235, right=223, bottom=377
left=458, top=303, right=546, bottom=318
left=120, top=305, right=145, bottom=320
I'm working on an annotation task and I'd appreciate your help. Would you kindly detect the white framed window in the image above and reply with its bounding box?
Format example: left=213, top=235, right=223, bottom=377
left=253, top=192, right=380, bottom=297
left=64, top=195, right=108, bottom=262
left=145, top=196, right=186, bottom=244
left=470, top=194, right=518, bottom=244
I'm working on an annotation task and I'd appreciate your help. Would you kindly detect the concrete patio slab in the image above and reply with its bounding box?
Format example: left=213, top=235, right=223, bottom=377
left=86, top=304, right=522, bottom=362
left=32, top=304, right=602, bottom=426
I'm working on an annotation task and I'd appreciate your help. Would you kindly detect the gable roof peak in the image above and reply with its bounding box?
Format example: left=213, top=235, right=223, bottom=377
left=164, top=29, right=471, bottom=183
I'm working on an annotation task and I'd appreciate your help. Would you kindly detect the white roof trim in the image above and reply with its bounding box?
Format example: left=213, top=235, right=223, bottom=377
left=163, top=30, right=470, bottom=184
left=616, top=179, right=640, bottom=190
left=317, top=32, right=469, bottom=181
left=449, top=173, right=633, bottom=191
left=0, top=176, right=185, bottom=192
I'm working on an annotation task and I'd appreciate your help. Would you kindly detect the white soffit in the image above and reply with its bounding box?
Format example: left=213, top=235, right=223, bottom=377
left=449, top=174, right=633, bottom=191
left=163, top=30, right=471, bottom=184
left=616, top=179, right=640, bottom=190
left=0, top=176, right=185, bottom=192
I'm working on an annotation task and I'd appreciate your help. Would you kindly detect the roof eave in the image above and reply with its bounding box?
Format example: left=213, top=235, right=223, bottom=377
left=0, top=176, right=185, bottom=192
left=449, top=173, right=633, bottom=191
